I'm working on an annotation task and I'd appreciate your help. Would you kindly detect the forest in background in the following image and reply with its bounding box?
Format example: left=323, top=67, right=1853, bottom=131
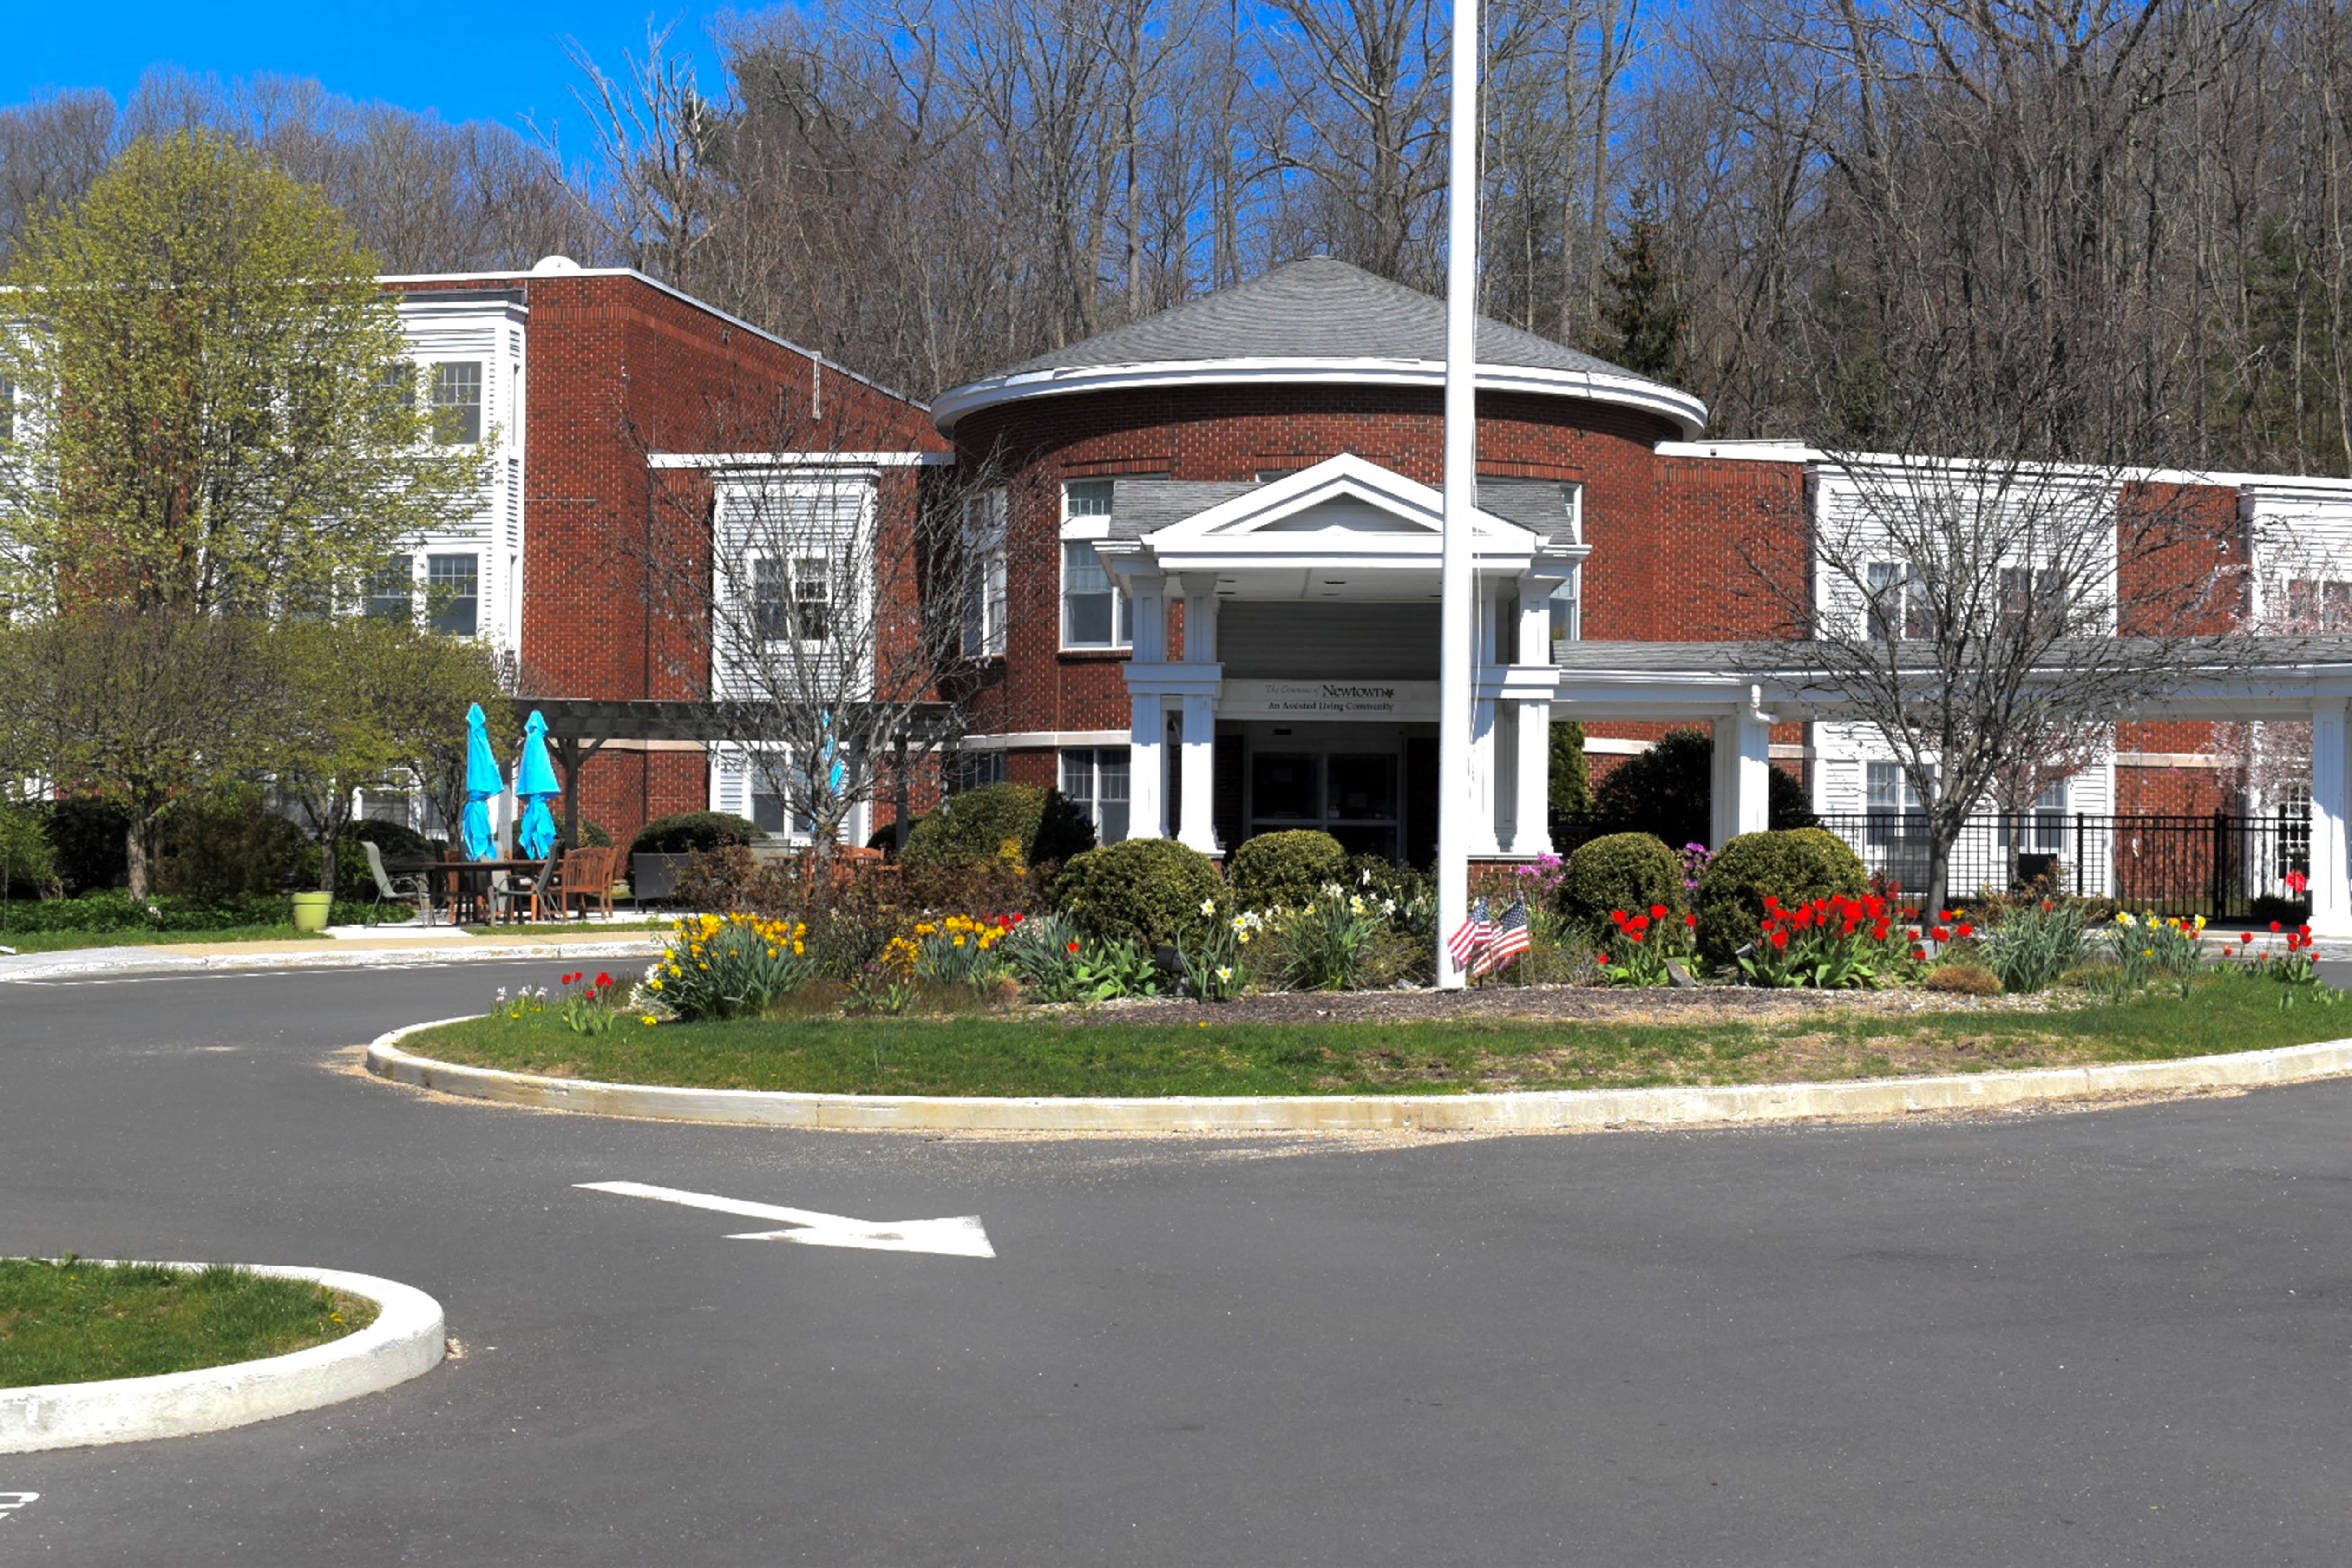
left=7, top=0, right=2352, bottom=477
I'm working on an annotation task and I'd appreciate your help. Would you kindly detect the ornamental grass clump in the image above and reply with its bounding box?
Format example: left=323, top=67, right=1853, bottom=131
left=1736, top=892, right=1914, bottom=989
left=1279, top=882, right=1385, bottom=991
left=1976, top=899, right=2089, bottom=992
left=645, top=912, right=815, bottom=1020
left=1176, top=897, right=1260, bottom=1002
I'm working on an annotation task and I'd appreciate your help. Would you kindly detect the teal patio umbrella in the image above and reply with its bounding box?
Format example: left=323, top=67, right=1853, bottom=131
left=461, top=702, right=505, bottom=861
left=515, top=710, right=560, bottom=860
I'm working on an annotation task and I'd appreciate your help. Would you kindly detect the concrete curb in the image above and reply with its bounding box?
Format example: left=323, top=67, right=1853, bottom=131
left=0, top=940, right=662, bottom=984
left=0, top=1263, right=445, bottom=1453
left=366, top=1018, right=2352, bottom=1135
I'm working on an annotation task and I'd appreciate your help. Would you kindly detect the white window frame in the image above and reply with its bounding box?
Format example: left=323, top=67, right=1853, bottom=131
left=1060, top=540, right=1133, bottom=651
left=962, top=488, right=1008, bottom=658
left=430, top=360, right=483, bottom=445
left=1061, top=746, right=1132, bottom=845
left=426, top=551, right=479, bottom=637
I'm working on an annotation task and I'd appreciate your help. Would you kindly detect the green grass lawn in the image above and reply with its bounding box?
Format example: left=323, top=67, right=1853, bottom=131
left=0, top=1260, right=374, bottom=1388
left=0, top=925, right=334, bottom=954
left=406, top=975, right=2351, bottom=1098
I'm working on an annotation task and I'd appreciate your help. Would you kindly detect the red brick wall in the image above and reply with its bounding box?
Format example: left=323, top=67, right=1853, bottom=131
left=950, top=383, right=1689, bottom=740
left=390, top=270, right=939, bottom=843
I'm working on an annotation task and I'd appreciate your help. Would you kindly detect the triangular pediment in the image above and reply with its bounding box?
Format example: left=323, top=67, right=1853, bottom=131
left=1143, top=453, right=1537, bottom=553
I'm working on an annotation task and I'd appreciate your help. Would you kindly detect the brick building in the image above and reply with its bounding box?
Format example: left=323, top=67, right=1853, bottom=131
left=399, top=254, right=2352, bottom=889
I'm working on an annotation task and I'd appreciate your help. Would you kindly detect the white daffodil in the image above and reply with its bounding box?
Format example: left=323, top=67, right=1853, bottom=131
left=1200, top=899, right=1218, bottom=916
left=1215, top=966, right=1233, bottom=983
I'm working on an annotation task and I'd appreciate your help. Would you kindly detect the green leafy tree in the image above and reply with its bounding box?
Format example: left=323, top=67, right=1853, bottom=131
left=0, top=130, right=483, bottom=613
left=2, top=609, right=284, bottom=897
left=273, top=618, right=513, bottom=895
left=1548, top=719, right=1591, bottom=818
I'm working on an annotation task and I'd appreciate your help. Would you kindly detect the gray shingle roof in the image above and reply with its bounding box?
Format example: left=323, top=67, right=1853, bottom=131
left=997, top=257, right=1676, bottom=390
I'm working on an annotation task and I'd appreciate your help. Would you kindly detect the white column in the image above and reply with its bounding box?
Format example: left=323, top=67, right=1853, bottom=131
left=1513, top=700, right=1553, bottom=855
left=1177, top=574, right=1220, bottom=856
left=1710, top=707, right=1771, bottom=849
left=2310, top=698, right=2351, bottom=938
left=1434, top=0, right=1480, bottom=988
left=1511, top=582, right=1555, bottom=856
left=1127, top=571, right=1166, bottom=839
left=1466, top=577, right=1502, bottom=854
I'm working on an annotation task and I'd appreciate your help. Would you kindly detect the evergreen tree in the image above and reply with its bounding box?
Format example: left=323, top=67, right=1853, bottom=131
left=1591, top=188, right=1688, bottom=384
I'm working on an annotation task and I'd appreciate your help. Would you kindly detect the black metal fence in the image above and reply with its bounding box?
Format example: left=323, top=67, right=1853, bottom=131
left=1813, top=811, right=2310, bottom=920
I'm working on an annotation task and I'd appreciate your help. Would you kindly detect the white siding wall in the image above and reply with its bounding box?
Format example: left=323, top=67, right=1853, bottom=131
left=394, top=295, right=527, bottom=659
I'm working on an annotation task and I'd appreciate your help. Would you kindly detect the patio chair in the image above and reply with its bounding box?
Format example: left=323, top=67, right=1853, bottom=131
left=360, top=840, right=431, bottom=925
left=562, top=846, right=619, bottom=920
left=493, top=852, right=563, bottom=924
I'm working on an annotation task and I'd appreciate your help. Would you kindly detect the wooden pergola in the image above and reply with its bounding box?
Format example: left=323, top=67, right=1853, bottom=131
left=512, top=698, right=960, bottom=849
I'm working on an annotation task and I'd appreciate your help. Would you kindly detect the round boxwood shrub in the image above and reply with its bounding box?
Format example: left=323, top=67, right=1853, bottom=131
left=903, top=782, right=1042, bottom=868
left=1694, top=828, right=1870, bottom=968
left=1050, top=838, right=1223, bottom=951
left=1226, top=830, right=1349, bottom=910
left=1559, top=832, right=1683, bottom=931
left=1589, top=728, right=1819, bottom=846
left=903, top=782, right=1099, bottom=871
left=631, top=811, right=763, bottom=855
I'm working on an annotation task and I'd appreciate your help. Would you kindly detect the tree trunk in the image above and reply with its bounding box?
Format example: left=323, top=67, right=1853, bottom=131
left=124, top=814, right=153, bottom=900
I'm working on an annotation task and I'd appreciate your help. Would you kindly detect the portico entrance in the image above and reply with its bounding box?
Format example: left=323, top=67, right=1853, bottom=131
left=1206, top=721, right=1438, bottom=863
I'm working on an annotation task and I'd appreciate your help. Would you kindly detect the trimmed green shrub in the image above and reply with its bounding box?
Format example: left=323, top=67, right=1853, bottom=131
left=902, top=782, right=1098, bottom=870
left=0, top=891, right=376, bottom=933
left=1559, top=832, right=1683, bottom=931
left=904, top=782, right=1042, bottom=867
left=1548, top=720, right=1592, bottom=817
left=1029, top=789, right=1098, bottom=868
left=43, top=799, right=131, bottom=893
left=0, top=806, right=59, bottom=898
left=1227, top=830, right=1349, bottom=909
left=1050, top=838, right=1223, bottom=951
left=631, top=812, right=763, bottom=855
left=155, top=789, right=309, bottom=902
left=1695, top=829, right=1870, bottom=968
left=577, top=820, right=615, bottom=849
left=350, top=820, right=440, bottom=860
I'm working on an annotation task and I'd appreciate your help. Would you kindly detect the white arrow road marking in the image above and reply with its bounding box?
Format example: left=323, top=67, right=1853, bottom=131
left=577, top=1180, right=994, bottom=1258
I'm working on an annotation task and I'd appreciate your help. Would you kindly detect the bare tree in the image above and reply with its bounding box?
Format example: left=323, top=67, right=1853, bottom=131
left=625, top=394, right=996, bottom=870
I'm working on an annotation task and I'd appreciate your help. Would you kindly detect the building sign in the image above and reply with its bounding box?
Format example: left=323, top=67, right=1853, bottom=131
left=1220, top=679, right=1438, bottom=720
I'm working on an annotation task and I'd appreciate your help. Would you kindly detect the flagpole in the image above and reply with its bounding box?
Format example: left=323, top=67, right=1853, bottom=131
left=1435, top=0, right=1479, bottom=991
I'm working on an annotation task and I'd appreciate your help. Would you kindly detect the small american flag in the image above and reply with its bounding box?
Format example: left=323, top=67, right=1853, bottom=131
left=1447, top=897, right=1492, bottom=969
left=1471, top=896, right=1531, bottom=977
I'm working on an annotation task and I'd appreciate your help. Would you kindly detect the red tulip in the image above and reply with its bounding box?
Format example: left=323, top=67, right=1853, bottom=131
left=1956, top=923, right=1974, bottom=939
left=1067, top=940, right=1081, bottom=954
left=1769, top=929, right=1789, bottom=950
left=1650, top=903, right=1668, bottom=920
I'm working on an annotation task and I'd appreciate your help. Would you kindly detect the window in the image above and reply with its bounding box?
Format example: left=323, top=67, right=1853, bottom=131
left=752, top=557, right=787, bottom=640
left=2286, top=578, right=2352, bottom=632
left=751, top=555, right=832, bottom=642
left=426, top=553, right=478, bottom=636
left=1064, top=479, right=1114, bottom=519
left=376, top=361, right=415, bottom=413
left=1061, top=542, right=1132, bottom=649
left=1062, top=748, right=1131, bottom=844
left=431, top=361, right=482, bottom=445
left=1548, top=579, right=1580, bottom=648
left=1999, top=565, right=2069, bottom=635
left=365, top=554, right=414, bottom=621
left=960, top=489, right=1007, bottom=657
left=1995, top=778, right=2067, bottom=853
left=948, top=750, right=1006, bottom=794
left=0, top=376, right=13, bottom=444
left=1864, top=561, right=1935, bottom=640
left=1865, top=761, right=1929, bottom=846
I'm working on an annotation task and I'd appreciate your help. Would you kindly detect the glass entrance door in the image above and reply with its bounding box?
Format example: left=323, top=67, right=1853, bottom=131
left=1247, top=749, right=1402, bottom=860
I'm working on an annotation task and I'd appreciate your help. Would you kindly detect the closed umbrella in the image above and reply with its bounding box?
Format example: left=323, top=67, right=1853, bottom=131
left=515, top=710, right=560, bottom=860
left=461, top=702, right=504, bottom=861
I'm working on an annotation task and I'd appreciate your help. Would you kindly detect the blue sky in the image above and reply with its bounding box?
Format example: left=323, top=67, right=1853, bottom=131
left=6, top=1, right=735, bottom=137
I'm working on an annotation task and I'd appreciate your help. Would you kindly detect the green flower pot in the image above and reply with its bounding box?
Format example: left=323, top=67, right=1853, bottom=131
left=290, top=891, right=334, bottom=932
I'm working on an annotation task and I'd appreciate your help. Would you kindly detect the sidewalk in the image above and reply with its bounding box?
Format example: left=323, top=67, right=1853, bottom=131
left=0, top=921, right=667, bottom=984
